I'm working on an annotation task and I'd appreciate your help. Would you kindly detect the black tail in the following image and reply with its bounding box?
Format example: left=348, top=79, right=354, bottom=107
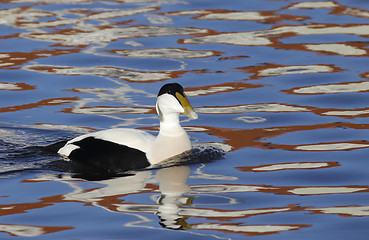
left=39, top=140, right=68, bottom=153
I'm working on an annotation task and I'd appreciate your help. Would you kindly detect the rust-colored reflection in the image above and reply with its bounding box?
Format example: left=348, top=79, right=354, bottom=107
left=22, top=25, right=209, bottom=47
left=276, top=42, right=369, bottom=57
left=108, top=48, right=224, bottom=59
left=0, top=49, right=81, bottom=69
left=111, top=202, right=305, bottom=221
left=163, top=8, right=309, bottom=23
left=362, top=72, right=369, bottom=79
left=0, top=97, right=78, bottom=113
left=175, top=1, right=369, bottom=59
left=0, top=82, right=35, bottom=91
left=59, top=82, right=263, bottom=118
left=318, top=107, right=369, bottom=119
left=197, top=103, right=311, bottom=114
left=185, top=81, right=263, bottom=97
left=0, top=223, right=73, bottom=237
left=0, top=0, right=368, bottom=238
left=4, top=170, right=313, bottom=237
left=191, top=223, right=310, bottom=237
left=33, top=123, right=95, bottom=133
left=308, top=205, right=369, bottom=217
left=284, top=81, right=369, bottom=95
left=237, top=63, right=344, bottom=80
left=286, top=1, right=369, bottom=20
left=61, top=106, right=155, bottom=115
left=198, top=101, right=369, bottom=119
left=195, top=122, right=369, bottom=151
left=3, top=167, right=366, bottom=237
left=23, top=64, right=210, bottom=83
left=186, top=20, right=369, bottom=45
left=181, top=22, right=369, bottom=47
left=191, top=183, right=369, bottom=196
left=236, top=161, right=340, bottom=172
left=0, top=199, right=52, bottom=217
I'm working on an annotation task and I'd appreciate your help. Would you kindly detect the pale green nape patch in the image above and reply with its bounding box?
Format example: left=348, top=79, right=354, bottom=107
left=157, top=105, right=164, bottom=122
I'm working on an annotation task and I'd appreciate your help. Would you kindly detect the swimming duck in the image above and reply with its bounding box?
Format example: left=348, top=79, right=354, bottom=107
left=56, top=83, right=198, bottom=175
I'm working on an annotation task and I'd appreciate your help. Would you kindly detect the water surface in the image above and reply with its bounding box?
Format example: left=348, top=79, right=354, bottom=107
left=1, top=0, right=369, bottom=239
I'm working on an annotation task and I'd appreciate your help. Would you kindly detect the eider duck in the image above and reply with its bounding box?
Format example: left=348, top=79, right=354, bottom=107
left=57, top=83, right=198, bottom=175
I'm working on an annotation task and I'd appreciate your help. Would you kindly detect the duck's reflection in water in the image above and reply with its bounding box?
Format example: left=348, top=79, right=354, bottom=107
left=14, top=160, right=331, bottom=237
left=62, top=170, right=153, bottom=203
left=50, top=164, right=193, bottom=230
left=56, top=165, right=312, bottom=235
left=156, top=166, right=191, bottom=230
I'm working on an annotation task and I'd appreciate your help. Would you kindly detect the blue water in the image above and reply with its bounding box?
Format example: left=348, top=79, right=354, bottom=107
left=1, top=0, right=369, bottom=239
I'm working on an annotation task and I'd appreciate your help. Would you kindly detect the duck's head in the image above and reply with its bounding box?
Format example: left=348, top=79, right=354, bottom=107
left=156, top=83, right=198, bottom=121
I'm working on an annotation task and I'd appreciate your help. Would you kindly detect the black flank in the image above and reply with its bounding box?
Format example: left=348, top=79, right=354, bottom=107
left=68, top=137, right=150, bottom=177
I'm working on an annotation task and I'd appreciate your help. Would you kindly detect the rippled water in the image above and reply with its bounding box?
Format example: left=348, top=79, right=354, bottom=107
left=1, top=0, right=369, bottom=239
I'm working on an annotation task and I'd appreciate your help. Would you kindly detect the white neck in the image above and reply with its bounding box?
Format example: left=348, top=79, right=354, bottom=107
left=159, top=112, right=185, bottom=136
left=146, top=112, right=191, bottom=165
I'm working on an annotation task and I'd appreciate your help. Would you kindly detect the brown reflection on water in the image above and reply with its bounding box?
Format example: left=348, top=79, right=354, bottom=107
left=237, top=63, right=344, bottom=80
left=0, top=198, right=52, bottom=217
left=185, top=81, right=263, bottom=97
left=22, top=25, right=209, bottom=47
left=198, top=122, right=369, bottom=151
left=308, top=205, right=369, bottom=217
left=191, top=183, right=369, bottom=196
left=181, top=22, right=369, bottom=47
left=61, top=106, right=155, bottom=115
left=362, top=72, right=369, bottom=79
left=0, top=223, right=73, bottom=237
left=1, top=0, right=369, bottom=238
left=107, top=202, right=305, bottom=221
left=276, top=42, right=369, bottom=57
left=0, top=97, right=78, bottom=113
left=163, top=8, right=309, bottom=23
left=23, top=64, right=210, bottom=83
left=109, top=48, right=224, bottom=59
left=0, top=187, right=310, bottom=236
left=192, top=223, right=310, bottom=237
left=3, top=166, right=366, bottom=237
left=197, top=103, right=310, bottom=114
left=176, top=1, right=369, bottom=59
left=33, top=123, right=95, bottom=133
left=0, top=49, right=81, bottom=69
left=286, top=1, right=369, bottom=20
left=0, top=82, right=35, bottom=91
left=199, top=102, right=369, bottom=119
left=284, top=81, right=369, bottom=95
left=318, top=107, right=369, bottom=119
left=236, top=161, right=340, bottom=172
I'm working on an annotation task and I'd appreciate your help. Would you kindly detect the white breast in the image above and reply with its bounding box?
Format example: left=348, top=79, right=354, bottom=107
left=146, top=131, right=192, bottom=165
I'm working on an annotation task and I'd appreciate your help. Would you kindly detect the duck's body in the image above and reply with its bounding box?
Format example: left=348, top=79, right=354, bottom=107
left=56, top=83, right=197, bottom=175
